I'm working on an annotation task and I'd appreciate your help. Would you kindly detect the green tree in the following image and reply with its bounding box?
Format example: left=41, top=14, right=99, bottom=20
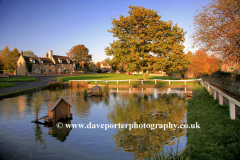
left=105, top=6, right=189, bottom=80
left=23, top=50, right=37, bottom=57
left=0, top=50, right=3, bottom=70
left=193, top=0, right=240, bottom=62
left=10, top=47, right=19, bottom=69
left=1, top=45, right=12, bottom=70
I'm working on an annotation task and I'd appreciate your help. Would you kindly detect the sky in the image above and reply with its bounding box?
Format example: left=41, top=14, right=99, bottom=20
left=0, top=0, right=210, bottom=63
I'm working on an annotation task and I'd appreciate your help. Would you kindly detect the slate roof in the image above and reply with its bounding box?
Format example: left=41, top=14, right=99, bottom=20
left=48, top=98, right=72, bottom=111
left=22, top=55, right=72, bottom=65
left=91, top=85, right=102, bottom=90
left=53, top=55, right=73, bottom=64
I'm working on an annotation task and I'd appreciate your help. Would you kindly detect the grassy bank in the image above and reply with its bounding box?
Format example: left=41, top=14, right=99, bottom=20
left=0, top=85, right=48, bottom=99
left=183, top=83, right=240, bottom=159
left=56, top=73, right=181, bottom=82
left=0, top=82, right=18, bottom=89
left=0, top=76, right=39, bottom=82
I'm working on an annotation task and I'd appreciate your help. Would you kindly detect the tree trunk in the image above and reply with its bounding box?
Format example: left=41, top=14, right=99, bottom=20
left=143, top=70, right=147, bottom=80
left=35, top=112, right=38, bottom=122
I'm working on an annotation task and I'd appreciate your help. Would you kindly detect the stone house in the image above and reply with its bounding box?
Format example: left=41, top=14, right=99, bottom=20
left=100, top=62, right=112, bottom=72
left=17, top=50, right=74, bottom=76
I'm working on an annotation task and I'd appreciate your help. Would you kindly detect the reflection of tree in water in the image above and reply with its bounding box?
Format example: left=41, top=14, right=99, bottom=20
left=107, top=94, right=187, bottom=159
left=67, top=87, right=91, bottom=120
left=34, top=123, right=47, bottom=149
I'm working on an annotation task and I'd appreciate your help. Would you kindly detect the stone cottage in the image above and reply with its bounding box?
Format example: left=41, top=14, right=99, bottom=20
left=17, top=50, right=74, bottom=76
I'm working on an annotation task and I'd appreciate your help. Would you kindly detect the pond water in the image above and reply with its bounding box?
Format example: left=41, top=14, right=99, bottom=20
left=0, top=87, right=191, bottom=160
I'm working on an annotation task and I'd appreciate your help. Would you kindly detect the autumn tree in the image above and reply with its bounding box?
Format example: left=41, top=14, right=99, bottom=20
left=193, top=0, right=240, bottom=62
left=23, top=50, right=37, bottom=57
left=96, top=62, right=101, bottom=68
left=188, top=50, right=220, bottom=76
left=66, top=44, right=92, bottom=70
left=103, top=57, right=111, bottom=63
left=105, top=6, right=190, bottom=79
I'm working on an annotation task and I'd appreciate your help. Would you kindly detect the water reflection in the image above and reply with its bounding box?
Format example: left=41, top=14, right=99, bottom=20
left=45, top=119, right=72, bottom=142
left=108, top=93, right=187, bottom=159
left=0, top=87, right=190, bottom=160
left=34, top=123, right=47, bottom=149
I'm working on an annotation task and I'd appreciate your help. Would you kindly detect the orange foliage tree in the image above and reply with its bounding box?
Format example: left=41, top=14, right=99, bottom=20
left=193, top=0, right=240, bottom=62
left=188, top=50, right=220, bottom=76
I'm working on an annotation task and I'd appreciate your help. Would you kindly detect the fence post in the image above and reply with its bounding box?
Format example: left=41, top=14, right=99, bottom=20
left=185, top=81, right=186, bottom=85
left=95, top=80, right=97, bottom=83
left=219, top=93, right=223, bottom=105
left=142, top=80, right=143, bottom=84
left=169, top=81, right=170, bottom=85
left=155, top=80, right=156, bottom=85
left=213, top=90, right=217, bottom=100
left=229, top=101, right=236, bottom=120
left=129, top=80, right=130, bottom=84
left=117, top=81, right=118, bottom=84
left=106, top=81, right=107, bottom=83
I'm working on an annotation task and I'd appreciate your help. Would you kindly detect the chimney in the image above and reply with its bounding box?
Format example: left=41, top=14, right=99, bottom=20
left=49, top=50, right=53, bottom=59
left=20, top=50, right=23, bottom=56
left=46, top=52, right=48, bottom=58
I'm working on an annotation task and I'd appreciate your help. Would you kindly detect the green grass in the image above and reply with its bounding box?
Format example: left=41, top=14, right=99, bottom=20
left=0, top=76, right=39, bottom=82
left=57, top=73, right=182, bottom=82
left=182, top=83, right=240, bottom=159
left=0, top=70, right=14, bottom=73
left=0, top=82, right=18, bottom=89
left=56, top=73, right=197, bottom=86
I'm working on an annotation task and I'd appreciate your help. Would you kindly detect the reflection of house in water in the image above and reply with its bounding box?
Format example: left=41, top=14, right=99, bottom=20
left=18, top=95, right=27, bottom=119
left=91, top=96, right=102, bottom=102
left=44, top=119, right=72, bottom=142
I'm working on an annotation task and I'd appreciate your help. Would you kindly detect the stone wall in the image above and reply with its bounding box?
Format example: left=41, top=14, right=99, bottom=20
left=199, top=75, right=240, bottom=99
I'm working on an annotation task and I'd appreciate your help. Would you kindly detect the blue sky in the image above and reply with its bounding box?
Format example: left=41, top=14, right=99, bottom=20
left=0, top=0, right=210, bottom=62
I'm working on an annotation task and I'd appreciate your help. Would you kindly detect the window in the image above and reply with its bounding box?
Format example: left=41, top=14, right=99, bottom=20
left=49, top=65, right=52, bottom=67
left=32, top=68, right=36, bottom=72
left=31, top=60, right=35, bottom=63
left=49, top=69, right=52, bottom=72
left=68, top=64, right=70, bottom=67
left=58, top=60, right=62, bottom=63
left=40, top=60, right=43, bottom=63
left=68, top=60, right=70, bottom=63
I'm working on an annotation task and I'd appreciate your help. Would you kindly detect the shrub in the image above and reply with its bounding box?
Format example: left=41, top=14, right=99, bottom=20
left=102, top=85, right=109, bottom=96
left=71, top=81, right=88, bottom=88
left=97, top=69, right=102, bottom=73
left=48, top=81, right=64, bottom=89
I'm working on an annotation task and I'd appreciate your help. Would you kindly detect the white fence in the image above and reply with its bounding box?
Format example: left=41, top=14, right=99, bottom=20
left=69, top=79, right=201, bottom=85
left=200, top=80, right=240, bottom=120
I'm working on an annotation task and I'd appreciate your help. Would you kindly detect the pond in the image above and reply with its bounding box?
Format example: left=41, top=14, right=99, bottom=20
left=0, top=87, right=192, bottom=160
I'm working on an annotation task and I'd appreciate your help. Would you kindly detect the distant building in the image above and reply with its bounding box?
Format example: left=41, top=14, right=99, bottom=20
left=17, top=50, right=74, bottom=76
left=100, top=62, right=112, bottom=72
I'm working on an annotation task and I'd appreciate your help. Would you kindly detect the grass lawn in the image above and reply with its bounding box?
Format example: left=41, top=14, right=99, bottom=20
left=56, top=73, right=198, bottom=86
left=182, top=83, right=240, bottom=159
left=0, top=76, right=39, bottom=82
left=0, top=82, right=18, bottom=89
left=56, top=73, right=181, bottom=82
